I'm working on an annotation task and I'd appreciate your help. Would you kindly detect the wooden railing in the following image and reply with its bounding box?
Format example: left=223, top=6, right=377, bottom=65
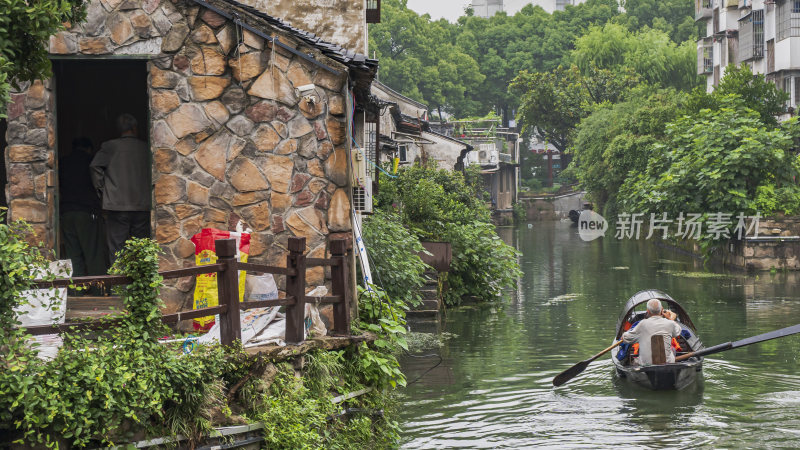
left=22, top=237, right=351, bottom=346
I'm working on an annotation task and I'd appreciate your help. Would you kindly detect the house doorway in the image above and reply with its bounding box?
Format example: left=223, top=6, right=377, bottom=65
left=52, top=58, right=149, bottom=277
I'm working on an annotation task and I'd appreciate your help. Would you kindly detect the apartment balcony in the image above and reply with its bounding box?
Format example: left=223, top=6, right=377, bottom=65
left=696, top=0, right=712, bottom=20
left=697, top=38, right=714, bottom=75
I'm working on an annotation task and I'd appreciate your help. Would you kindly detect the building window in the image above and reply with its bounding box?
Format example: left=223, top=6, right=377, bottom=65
left=698, top=39, right=713, bottom=74
left=398, top=144, right=407, bottom=163
left=366, top=0, right=381, bottom=23
left=777, top=0, right=800, bottom=41
left=795, top=77, right=800, bottom=108
left=364, top=119, right=377, bottom=179
left=739, top=10, right=765, bottom=61
left=784, top=76, right=793, bottom=108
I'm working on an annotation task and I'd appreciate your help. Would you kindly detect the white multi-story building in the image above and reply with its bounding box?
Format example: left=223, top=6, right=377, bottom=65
left=471, top=0, right=585, bottom=17
left=697, top=0, right=800, bottom=108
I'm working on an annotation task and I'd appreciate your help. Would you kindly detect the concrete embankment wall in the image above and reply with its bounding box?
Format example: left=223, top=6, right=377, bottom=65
left=664, top=217, right=800, bottom=271
left=519, top=191, right=586, bottom=221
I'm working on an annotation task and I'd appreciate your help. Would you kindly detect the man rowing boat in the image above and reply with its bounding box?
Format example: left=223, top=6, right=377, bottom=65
left=622, top=299, right=681, bottom=365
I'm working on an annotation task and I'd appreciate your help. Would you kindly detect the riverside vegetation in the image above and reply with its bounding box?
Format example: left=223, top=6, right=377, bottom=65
left=0, top=212, right=406, bottom=448
left=567, top=65, right=800, bottom=257
left=363, top=165, right=521, bottom=307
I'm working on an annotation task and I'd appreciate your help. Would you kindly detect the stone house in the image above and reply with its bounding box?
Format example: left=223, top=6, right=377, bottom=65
left=1, top=0, right=378, bottom=313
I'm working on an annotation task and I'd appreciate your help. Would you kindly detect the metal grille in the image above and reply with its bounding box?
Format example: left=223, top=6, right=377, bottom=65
left=353, top=186, right=367, bottom=212
left=366, top=0, right=381, bottom=23
left=364, top=120, right=377, bottom=179
left=777, top=0, right=800, bottom=41
left=754, top=10, right=764, bottom=57
left=739, top=10, right=764, bottom=61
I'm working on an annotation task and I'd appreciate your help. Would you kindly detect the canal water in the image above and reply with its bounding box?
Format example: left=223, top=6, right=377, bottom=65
left=399, top=221, right=800, bottom=448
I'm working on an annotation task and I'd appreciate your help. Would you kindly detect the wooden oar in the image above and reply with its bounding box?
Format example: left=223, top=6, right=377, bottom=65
left=552, top=340, right=623, bottom=387
left=677, top=323, right=800, bottom=362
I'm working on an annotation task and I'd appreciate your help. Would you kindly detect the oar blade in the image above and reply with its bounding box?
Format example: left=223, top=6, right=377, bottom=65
left=731, top=323, right=800, bottom=349
left=552, top=360, right=590, bottom=387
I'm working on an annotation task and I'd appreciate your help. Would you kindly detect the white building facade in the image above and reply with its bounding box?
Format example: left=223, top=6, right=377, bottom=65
left=698, top=0, right=800, bottom=108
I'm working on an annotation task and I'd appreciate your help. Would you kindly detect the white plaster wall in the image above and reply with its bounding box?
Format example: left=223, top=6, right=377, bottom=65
left=775, top=37, right=800, bottom=72
left=421, top=132, right=466, bottom=171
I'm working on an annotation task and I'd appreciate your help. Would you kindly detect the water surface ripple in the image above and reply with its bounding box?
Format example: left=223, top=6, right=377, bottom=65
left=399, top=221, right=800, bottom=448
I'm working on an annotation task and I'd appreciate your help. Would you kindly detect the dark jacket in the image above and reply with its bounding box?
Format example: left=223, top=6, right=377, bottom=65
left=90, top=136, right=151, bottom=211
left=59, top=150, right=101, bottom=213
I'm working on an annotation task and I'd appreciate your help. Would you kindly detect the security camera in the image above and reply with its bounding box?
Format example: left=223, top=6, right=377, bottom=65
left=296, top=83, right=316, bottom=95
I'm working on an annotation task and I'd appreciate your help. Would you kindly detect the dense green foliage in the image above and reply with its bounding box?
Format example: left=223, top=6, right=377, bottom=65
left=362, top=210, right=430, bottom=307
left=566, top=64, right=800, bottom=254
left=571, top=23, right=698, bottom=91
left=376, top=165, right=521, bottom=305
left=569, top=87, right=687, bottom=216
left=511, top=64, right=639, bottom=152
left=620, top=103, right=800, bottom=219
left=619, top=0, right=697, bottom=42
left=0, top=226, right=402, bottom=447
left=687, top=64, right=789, bottom=125
left=0, top=0, right=86, bottom=116
left=370, top=0, right=696, bottom=121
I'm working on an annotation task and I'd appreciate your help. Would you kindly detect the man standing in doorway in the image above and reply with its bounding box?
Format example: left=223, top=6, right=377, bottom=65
left=59, top=137, right=107, bottom=278
left=90, top=113, right=151, bottom=264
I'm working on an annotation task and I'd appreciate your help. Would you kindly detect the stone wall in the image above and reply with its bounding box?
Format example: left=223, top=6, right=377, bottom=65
left=724, top=217, right=800, bottom=271
left=4, top=0, right=355, bottom=313
left=4, top=79, right=57, bottom=249
left=240, top=0, right=367, bottom=54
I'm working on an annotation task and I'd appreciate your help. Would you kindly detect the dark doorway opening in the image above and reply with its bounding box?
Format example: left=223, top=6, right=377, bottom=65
left=1, top=119, right=7, bottom=210
left=52, top=58, right=149, bottom=278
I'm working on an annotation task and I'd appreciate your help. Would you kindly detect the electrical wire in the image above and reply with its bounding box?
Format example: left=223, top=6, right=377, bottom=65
left=404, top=352, right=444, bottom=386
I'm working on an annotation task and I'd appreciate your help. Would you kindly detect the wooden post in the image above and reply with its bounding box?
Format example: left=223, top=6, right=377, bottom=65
left=284, top=236, right=306, bottom=344
left=330, top=239, right=351, bottom=336
left=216, top=238, right=241, bottom=346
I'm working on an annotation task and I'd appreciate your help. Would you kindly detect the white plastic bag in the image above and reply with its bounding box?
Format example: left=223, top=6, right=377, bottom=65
left=16, top=260, right=72, bottom=360
left=304, top=286, right=328, bottom=338
left=198, top=273, right=281, bottom=345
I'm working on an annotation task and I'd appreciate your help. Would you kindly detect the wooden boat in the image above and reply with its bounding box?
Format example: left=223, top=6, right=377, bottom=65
left=612, top=290, right=705, bottom=390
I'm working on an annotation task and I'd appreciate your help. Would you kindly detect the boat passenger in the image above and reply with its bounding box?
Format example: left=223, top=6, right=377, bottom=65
left=621, top=299, right=681, bottom=365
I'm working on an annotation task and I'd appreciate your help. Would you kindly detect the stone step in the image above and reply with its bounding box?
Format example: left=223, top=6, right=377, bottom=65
left=406, top=318, right=441, bottom=334
left=411, top=298, right=439, bottom=311
left=420, top=289, right=438, bottom=301
left=406, top=309, right=440, bottom=320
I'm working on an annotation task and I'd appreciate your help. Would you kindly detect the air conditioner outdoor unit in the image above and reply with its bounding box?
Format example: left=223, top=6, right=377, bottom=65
left=479, top=150, right=488, bottom=160
left=352, top=176, right=373, bottom=214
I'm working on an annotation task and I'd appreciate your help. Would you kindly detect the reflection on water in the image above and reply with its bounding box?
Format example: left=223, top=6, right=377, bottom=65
left=399, top=221, right=800, bottom=448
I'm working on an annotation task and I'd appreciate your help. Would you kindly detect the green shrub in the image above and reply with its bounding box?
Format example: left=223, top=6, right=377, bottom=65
left=362, top=210, right=430, bottom=307
left=376, top=164, right=521, bottom=305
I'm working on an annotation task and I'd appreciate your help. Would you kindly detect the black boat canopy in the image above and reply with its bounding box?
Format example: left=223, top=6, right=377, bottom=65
left=615, top=289, right=697, bottom=339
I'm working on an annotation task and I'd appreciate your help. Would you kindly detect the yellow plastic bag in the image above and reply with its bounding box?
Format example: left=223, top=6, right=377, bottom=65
left=190, top=229, right=250, bottom=331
